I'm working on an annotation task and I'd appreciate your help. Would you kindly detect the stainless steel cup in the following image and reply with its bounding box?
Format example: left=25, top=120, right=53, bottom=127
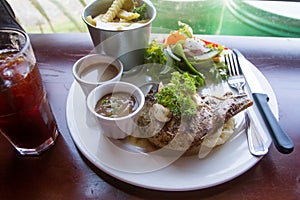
left=82, top=0, right=156, bottom=71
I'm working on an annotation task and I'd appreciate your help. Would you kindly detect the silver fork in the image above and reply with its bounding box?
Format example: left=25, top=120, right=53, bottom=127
left=225, top=51, right=268, bottom=156
left=225, top=52, right=245, bottom=94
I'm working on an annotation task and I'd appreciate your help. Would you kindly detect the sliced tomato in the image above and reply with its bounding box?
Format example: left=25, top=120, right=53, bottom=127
left=200, top=39, right=228, bottom=50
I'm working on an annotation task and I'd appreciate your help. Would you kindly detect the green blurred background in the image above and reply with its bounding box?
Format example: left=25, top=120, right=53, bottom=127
left=7, top=0, right=300, bottom=37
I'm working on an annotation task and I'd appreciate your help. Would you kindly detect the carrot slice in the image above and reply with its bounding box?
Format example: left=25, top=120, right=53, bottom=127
left=165, top=31, right=187, bottom=45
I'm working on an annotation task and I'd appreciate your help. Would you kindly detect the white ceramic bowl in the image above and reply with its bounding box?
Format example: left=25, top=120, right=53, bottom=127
left=86, top=81, right=145, bottom=139
left=73, top=54, right=123, bottom=96
left=82, top=0, right=156, bottom=70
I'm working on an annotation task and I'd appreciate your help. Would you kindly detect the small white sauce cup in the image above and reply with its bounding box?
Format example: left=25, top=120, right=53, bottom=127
left=86, top=81, right=145, bottom=139
left=73, top=54, right=123, bottom=96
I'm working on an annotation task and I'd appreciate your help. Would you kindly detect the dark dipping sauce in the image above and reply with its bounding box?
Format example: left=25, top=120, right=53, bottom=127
left=95, top=92, right=138, bottom=118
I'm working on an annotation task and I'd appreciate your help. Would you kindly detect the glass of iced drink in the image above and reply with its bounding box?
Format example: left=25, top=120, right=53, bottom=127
left=0, top=28, right=59, bottom=155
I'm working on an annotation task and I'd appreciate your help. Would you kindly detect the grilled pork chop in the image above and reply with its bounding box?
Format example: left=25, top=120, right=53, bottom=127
left=136, top=84, right=253, bottom=153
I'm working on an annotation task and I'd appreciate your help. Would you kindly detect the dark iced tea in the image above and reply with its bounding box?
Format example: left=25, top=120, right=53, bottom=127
left=0, top=29, right=58, bottom=155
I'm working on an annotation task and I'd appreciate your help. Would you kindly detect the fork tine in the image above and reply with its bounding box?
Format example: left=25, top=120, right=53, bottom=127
left=225, top=54, right=232, bottom=76
left=225, top=52, right=234, bottom=76
left=231, top=52, right=241, bottom=76
left=225, top=51, right=241, bottom=77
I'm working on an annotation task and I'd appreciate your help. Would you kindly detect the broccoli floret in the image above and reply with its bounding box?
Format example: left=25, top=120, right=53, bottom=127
left=133, top=3, right=147, bottom=21
left=145, top=40, right=167, bottom=65
left=178, top=21, right=193, bottom=38
left=156, top=72, right=197, bottom=117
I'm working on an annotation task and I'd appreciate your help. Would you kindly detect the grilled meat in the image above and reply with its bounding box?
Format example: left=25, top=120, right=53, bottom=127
left=136, top=84, right=253, bottom=152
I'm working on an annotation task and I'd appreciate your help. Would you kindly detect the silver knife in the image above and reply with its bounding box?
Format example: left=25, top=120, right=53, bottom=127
left=233, top=49, right=294, bottom=154
left=244, top=110, right=268, bottom=156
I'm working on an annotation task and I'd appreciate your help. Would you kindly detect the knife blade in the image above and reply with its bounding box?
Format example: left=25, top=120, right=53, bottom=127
left=233, top=49, right=294, bottom=154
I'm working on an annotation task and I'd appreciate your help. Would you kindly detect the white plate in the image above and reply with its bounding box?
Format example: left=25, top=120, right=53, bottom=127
left=66, top=60, right=277, bottom=191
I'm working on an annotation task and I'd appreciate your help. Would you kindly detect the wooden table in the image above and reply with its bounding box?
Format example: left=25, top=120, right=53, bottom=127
left=0, top=33, right=299, bottom=199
